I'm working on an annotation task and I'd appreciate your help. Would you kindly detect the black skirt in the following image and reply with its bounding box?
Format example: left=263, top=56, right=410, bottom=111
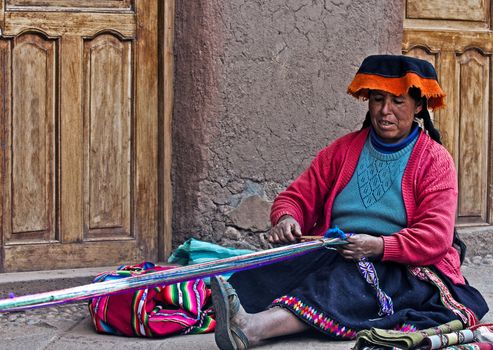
left=228, top=249, right=489, bottom=339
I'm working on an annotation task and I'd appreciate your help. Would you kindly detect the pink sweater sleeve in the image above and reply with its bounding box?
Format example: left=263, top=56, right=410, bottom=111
left=382, top=143, right=458, bottom=267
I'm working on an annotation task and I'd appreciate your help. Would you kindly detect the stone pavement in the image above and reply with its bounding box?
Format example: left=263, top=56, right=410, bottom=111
left=0, top=262, right=492, bottom=350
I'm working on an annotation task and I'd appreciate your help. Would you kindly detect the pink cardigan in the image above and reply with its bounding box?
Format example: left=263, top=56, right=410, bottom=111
left=271, top=128, right=465, bottom=284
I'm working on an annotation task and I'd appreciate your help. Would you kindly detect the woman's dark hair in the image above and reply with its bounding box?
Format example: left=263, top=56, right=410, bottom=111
left=361, top=87, right=442, bottom=145
left=408, top=87, right=442, bottom=145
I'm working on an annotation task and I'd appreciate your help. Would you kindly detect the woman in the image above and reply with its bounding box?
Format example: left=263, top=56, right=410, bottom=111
left=211, top=55, right=489, bottom=350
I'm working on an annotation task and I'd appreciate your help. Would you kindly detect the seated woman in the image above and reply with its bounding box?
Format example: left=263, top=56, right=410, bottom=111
left=211, top=54, right=489, bottom=350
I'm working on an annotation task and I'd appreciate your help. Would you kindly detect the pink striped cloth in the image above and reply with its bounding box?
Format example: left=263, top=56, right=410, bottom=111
left=88, top=262, right=215, bottom=337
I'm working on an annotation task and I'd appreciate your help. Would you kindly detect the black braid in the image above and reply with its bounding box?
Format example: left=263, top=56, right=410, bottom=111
left=409, top=87, right=442, bottom=145
left=419, top=107, right=442, bottom=144
left=360, top=111, right=371, bottom=130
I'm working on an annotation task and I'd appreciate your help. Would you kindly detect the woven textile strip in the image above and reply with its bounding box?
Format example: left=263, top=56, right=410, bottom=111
left=408, top=267, right=478, bottom=327
left=132, top=288, right=151, bottom=336
left=395, top=323, right=418, bottom=332
left=354, top=320, right=464, bottom=350
left=89, top=262, right=216, bottom=337
left=357, top=257, right=394, bottom=316
left=425, top=329, right=475, bottom=349
left=272, top=295, right=357, bottom=339
left=326, top=227, right=394, bottom=317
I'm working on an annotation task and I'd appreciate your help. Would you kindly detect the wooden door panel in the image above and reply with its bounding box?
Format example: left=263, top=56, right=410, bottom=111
left=405, top=1, right=490, bottom=31
left=3, top=13, right=135, bottom=37
left=407, top=0, right=489, bottom=22
left=6, top=0, right=132, bottom=12
left=0, top=40, right=12, bottom=245
left=84, top=33, right=132, bottom=239
left=402, top=47, right=438, bottom=68
left=59, top=35, right=84, bottom=244
left=5, top=33, right=56, bottom=243
left=3, top=241, right=141, bottom=271
left=457, top=51, right=489, bottom=222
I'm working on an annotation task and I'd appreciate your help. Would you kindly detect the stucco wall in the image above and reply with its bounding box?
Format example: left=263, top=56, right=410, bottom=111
left=172, top=0, right=404, bottom=249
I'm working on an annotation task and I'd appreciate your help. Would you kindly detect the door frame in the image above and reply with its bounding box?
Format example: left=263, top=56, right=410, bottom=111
left=159, top=0, right=174, bottom=261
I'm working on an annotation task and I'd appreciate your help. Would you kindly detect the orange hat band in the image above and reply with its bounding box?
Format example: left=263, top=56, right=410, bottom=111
left=347, top=72, right=446, bottom=110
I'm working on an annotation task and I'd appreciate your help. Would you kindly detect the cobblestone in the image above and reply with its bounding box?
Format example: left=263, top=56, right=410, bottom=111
left=0, top=302, right=87, bottom=326
left=462, top=255, right=493, bottom=266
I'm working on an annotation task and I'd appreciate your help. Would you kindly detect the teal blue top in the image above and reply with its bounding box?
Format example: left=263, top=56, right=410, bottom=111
left=330, top=127, right=419, bottom=236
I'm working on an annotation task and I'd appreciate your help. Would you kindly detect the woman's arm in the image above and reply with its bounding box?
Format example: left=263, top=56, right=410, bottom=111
left=382, top=144, right=458, bottom=266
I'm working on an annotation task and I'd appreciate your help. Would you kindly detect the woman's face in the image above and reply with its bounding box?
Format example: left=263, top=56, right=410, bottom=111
left=368, top=90, right=422, bottom=144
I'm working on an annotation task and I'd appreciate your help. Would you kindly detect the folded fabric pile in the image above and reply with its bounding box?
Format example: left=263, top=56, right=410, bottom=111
left=354, top=321, right=493, bottom=350
left=89, top=262, right=216, bottom=337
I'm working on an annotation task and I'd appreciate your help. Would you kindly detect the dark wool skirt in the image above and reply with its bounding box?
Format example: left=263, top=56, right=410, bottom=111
left=228, top=249, right=489, bottom=339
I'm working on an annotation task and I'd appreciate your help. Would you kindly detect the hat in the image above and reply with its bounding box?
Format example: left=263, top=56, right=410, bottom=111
left=347, top=55, right=446, bottom=110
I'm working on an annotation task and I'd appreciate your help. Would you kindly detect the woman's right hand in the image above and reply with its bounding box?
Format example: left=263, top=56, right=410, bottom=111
left=269, top=215, right=302, bottom=243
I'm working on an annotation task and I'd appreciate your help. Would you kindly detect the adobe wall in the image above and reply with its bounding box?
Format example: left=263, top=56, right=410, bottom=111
left=172, top=0, right=404, bottom=249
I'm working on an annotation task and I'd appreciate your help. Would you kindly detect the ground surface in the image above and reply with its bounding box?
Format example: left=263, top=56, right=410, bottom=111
left=0, top=263, right=491, bottom=350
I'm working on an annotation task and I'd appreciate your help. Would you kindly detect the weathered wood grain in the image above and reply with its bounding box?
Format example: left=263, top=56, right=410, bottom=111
left=0, top=0, right=171, bottom=272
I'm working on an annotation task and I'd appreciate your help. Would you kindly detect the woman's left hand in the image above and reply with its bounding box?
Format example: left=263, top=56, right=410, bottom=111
left=338, top=234, right=384, bottom=260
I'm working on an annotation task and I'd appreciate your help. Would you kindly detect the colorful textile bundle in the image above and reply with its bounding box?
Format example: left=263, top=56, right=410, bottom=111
left=354, top=321, right=493, bottom=350
left=354, top=319, right=463, bottom=349
left=446, top=324, right=493, bottom=350
left=89, top=262, right=215, bottom=337
left=425, top=329, right=474, bottom=349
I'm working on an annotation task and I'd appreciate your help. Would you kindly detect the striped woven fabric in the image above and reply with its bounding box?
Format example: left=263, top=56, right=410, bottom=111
left=89, top=262, right=215, bottom=337
left=409, top=266, right=479, bottom=327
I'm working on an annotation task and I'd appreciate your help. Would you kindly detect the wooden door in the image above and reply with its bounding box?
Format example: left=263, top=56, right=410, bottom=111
left=403, top=0, right=493, bottom=227
left=0, top=1, right=168, bottom=271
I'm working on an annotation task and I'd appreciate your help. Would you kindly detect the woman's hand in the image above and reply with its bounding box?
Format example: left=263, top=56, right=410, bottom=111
left=269, top=215, right=302, bottom=243
left=338, top=234, right=384, bottom=260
